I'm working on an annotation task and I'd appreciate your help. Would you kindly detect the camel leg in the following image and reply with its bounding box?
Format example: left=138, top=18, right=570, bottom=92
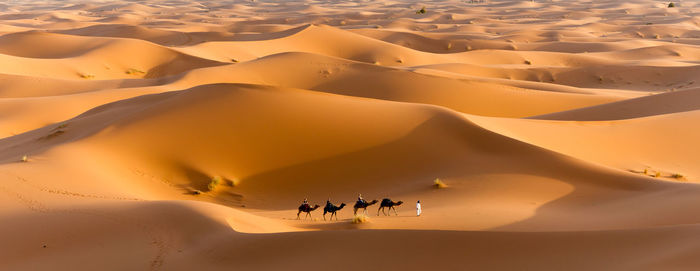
left=323, top=213, right=326, bottom=221
left=297, top=210, right=301, bottom=220
left=353, top=208, right=358, bottom=215
left=377, top=207, right=381, bottom=216
left=335, top=212, right=339, bottom=221
left=392, top=206, right=399, bottom=216
left=305, top=212, right=311, bottom=220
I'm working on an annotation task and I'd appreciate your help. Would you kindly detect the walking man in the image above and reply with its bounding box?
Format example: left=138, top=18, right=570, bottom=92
left=416, top=200, right=422, bottom=216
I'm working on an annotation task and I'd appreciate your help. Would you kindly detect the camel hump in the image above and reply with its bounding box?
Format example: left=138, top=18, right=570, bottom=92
left=381, top=198, right=392, bottom=205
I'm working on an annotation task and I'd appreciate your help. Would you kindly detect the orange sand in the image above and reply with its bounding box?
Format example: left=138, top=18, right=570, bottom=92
left=1, top=0, right=700, bottom=270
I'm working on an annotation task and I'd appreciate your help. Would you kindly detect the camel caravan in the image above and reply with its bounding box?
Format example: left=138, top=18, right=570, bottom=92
left=297, top=194, right=404, bottom=221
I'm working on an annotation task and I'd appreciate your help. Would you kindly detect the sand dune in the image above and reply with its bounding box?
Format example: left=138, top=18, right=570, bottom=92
left=53, top=24, right=238, bottom=46
left=1, top=0, right=700, bottom=270
left=0, top=31, right=226, bottom=79
left=533, top=86, right=700, bottom=120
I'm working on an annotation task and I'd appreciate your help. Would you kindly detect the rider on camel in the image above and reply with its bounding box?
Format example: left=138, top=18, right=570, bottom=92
left=325, top=198, right=333, bottom=210
left=357, top=193, right=366, bottom=205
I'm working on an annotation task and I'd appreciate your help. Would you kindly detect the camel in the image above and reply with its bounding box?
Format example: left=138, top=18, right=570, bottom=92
left=353, top=199, right=378, bottom=215
left=323, top=202, right=346, bottom=221
left=297, top=204, right=321, bottom=220
left=378, top=198, right=403, bottom=216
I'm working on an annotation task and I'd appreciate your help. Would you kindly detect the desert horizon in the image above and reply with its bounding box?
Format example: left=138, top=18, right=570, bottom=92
left=1, top=0, right=700, bottom=270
